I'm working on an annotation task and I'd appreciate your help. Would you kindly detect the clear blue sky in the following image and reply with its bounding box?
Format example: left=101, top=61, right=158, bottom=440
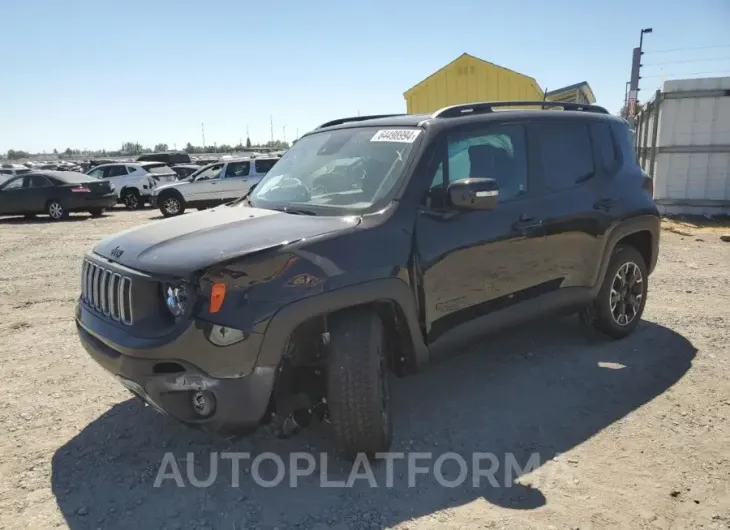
left=2, top=0, right=729, bottom=153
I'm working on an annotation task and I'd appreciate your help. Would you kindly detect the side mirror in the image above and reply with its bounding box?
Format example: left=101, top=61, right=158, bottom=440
left=448, top=178, right=498, bottom=210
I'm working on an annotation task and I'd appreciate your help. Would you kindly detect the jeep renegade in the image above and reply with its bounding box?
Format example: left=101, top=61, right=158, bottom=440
left=75, top=101, right=660, bottom=458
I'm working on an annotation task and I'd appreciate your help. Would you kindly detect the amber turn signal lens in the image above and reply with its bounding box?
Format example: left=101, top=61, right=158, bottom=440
left=209, top=283, right=226, bottom=313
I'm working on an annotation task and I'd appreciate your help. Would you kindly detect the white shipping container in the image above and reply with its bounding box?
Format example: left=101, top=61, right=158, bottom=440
left=635, top=77, right=730, bottom=216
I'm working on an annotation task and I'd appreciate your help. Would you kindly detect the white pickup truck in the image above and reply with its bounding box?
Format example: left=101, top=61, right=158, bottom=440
left=151, top=157, right=279, bottom=217
left=86, top=162, right=178, bottom=209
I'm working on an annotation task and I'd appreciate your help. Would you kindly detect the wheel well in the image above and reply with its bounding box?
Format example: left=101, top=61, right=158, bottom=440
left=120, top=187, right=139, bottom=196
left=159, top=188, right=183, bottom=200
left=267, top=300, right=417, bottom=424
left=617, top=230, right=653, bottom=268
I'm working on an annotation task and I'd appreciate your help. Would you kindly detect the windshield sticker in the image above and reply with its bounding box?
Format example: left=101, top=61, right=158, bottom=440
left=371, top=129, right=421, bottom=143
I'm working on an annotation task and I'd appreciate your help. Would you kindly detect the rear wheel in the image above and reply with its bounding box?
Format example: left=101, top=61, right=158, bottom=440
left=579, top=245, right=648, bottom=339
left=159, top=193, right=185, bottom=217
left=326, top=308, right=392, bottom=459
left=121, top=189, right=141, bottom=210
left=89, top=208, right=104, bottom=218
left=46, top=200, right=67, bottom=221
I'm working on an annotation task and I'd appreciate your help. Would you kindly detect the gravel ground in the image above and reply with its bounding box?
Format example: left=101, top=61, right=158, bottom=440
left=0, top=208, right=729, bottom=530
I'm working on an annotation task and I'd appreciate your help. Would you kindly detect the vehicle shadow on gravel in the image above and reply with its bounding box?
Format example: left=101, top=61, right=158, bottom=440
left=51, top=317, right=695, bottom=530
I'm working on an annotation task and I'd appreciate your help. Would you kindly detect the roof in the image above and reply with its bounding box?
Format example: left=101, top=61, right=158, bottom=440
left=31, top=170, right=95, bottom=183
left=545, top=81, right=596, bottom=104
left=308, top=104, right=622, bottom=136
left=403, top=53, right=540, bottom=97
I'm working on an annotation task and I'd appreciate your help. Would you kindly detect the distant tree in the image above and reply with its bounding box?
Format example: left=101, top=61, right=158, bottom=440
left=154, top=143, right=168, bottom=152
left=219, top=144, right=232, bottom=153
left=64, top=147, right=73, bottom=156
left=52, top=148, right=58, bottom=155
left=6, top=149, right=30, bottom=160
left=246, top=137, right=252, bottom=148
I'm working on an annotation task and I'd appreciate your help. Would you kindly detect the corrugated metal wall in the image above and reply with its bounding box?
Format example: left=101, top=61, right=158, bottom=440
left=404, top=54, right=544, bottom=114
left=635, top=77, right=730, bottom=216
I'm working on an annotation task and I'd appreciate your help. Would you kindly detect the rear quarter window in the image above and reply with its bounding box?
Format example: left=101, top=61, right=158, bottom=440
left=590, top=122, right=619, bottom=173
left=534, top=121, right=595, bottom=192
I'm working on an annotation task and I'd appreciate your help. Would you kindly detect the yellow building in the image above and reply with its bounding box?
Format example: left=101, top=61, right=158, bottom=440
left=403, top=53, right=595, bottom=114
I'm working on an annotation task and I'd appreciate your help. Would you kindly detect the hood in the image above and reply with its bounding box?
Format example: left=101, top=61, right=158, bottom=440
left=92, top=205, right=360, bottom=276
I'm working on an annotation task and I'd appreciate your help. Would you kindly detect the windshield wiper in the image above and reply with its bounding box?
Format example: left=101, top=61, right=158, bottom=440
left=272, top=206, right=317, bottom=216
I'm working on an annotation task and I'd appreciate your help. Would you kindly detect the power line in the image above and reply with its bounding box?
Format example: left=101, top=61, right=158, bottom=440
left=641, top=69, right=730, bottom=78
left=643, top=44, right=730, bottom=54
left=643, top=56, right=730, bottom=67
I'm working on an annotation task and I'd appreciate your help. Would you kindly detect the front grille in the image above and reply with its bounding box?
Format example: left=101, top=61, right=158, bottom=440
left=81, top=260, right=133, bottom=325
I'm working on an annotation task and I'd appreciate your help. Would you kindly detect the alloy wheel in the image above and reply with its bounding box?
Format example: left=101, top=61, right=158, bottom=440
left=610, top=261, right=643, bottom=326
left=163, top=197, right=180, bottom=215
left=48, top=202, right=63, bottom=220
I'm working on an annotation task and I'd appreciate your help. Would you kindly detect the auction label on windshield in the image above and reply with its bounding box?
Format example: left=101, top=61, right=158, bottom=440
left=371, top=129, right=421, bottom=143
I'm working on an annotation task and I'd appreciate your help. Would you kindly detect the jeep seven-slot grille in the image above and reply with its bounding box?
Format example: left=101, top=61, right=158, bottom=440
left=81, top=260, right=133, bottom=325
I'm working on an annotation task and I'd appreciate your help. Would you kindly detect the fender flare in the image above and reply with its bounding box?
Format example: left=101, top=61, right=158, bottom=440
left=255, top=277, right=429, bottom=371
left=591, top=214, right=660, bottom=296
left=157, top=187, right=185, bottom=203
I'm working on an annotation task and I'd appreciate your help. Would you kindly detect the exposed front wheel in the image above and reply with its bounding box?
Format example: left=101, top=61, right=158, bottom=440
left=579, top=245, right=648, bottom=339
left=159, top=194, right=185, bottom=217
left=326, top=308, right=392, bottom=459
left=121, top=189, right=141, bottom=210
left=46, top=200, right=68, bottom=221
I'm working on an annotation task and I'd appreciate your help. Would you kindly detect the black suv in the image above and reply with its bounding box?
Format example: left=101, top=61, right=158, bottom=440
left=75, top=101, right=660, bottom=458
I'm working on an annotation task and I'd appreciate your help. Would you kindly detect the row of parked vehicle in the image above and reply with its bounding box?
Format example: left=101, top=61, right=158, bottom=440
left=0, top=151, right=283, bottom=220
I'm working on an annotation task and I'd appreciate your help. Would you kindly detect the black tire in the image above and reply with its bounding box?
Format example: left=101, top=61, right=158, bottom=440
left=89, top=208, right=104, bottom=218
left=579, top=245, right=648, bottom=339
left=159, top=192, right=185, bottom=217
left=121, top=189, right=141, bottom=210
left=326, top=307, right=392, bottom=459
left=46, top=200, right=68, bottom=221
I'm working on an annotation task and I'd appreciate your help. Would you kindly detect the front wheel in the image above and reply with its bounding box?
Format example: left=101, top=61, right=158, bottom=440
left=326, top=308, right=392, bottom=459
left=159, top=193, right=185, bottom=217
left=579, top=245, right=648, bottom=339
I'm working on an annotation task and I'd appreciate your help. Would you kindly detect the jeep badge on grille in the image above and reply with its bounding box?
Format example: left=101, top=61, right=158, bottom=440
left=110, top=246, right=124, bottom=259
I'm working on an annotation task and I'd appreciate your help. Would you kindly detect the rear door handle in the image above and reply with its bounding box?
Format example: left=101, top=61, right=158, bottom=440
left=594, top=198, right=616, bottom=211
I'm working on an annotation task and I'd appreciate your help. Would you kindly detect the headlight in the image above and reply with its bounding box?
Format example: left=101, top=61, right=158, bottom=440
left=163, top=283, right=190, bottom=317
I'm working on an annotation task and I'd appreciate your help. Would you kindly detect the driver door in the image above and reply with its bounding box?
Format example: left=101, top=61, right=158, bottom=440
left=0, top=176, right=28, bottom=215
left=188, top=163, right=223, bottom=202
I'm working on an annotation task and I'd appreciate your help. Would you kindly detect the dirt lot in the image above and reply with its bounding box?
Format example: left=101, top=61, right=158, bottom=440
left=0, top=208, right=729, bottom=530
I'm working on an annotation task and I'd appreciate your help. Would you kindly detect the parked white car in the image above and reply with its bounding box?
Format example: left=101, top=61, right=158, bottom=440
left=86, top=162, right=177, bottom=209
left=0, top=164, right=32, bottom=184
left=151, top=157, right=278, bottom=217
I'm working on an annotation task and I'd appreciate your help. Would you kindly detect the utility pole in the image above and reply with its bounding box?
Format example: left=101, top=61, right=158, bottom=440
left=623, top=81, right=630, bottom=116
left=201, top=123, right=206, bottom=148
left=628, top=27, right=653, bottom=116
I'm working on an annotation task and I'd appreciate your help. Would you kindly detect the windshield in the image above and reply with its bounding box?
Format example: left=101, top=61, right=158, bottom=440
left=248, top=126, right=421, bottom=212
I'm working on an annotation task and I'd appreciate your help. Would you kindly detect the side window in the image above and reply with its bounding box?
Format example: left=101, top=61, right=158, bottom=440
left=590, top=122, right=619, bottom=173
left=87, top=167, right=105, bottom=179
left=447, top=124, right=528, bottom=202
left=535, top=122, right=595, bottom=192
left=30, top=175, right=53, bottom=187
left=195, top=165, right=223, bottom=181
left=225, top=162, right=251, bottom=178
left=106, top=165, right=128, bottom=178
left=126, top=166, right=139, bottom=174
left=253, top=159, right=277, bottom=174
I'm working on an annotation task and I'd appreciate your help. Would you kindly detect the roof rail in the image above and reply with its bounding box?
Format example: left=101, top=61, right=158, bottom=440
left=432, top=101, right=610, bottom=118
left=316, top=114, right=407, bottom=129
